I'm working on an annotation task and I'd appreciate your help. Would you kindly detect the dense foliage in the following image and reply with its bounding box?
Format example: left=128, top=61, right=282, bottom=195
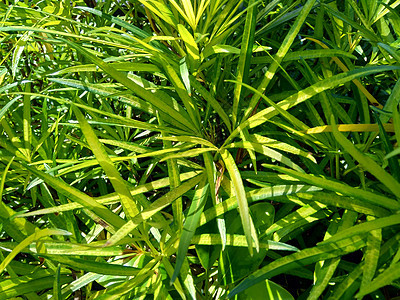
left=1, top=0, right=400, bottom=299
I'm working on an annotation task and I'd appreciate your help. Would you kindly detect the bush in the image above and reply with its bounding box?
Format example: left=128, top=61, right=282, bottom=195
left=1, top=0, right=400, bottom=298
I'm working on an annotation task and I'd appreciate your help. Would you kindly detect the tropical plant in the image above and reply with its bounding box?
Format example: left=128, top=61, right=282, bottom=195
left=1, top=0, right=400, bottom=299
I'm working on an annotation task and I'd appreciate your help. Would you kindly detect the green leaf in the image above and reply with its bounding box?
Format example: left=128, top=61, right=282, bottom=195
left=59, top=38, right=198, bottom=133
left=22, top=82, right=32, bottom=162
left=251, top=49, right=357, bottom=65
left=293, top=192, right=390, bottom=218
left=103, top=173, right=204, bottom=247
left=180, top=57, right=191, bottom=96
left=21, top=90, right=187, bottom=136
left=73, top=105, right=140, bottom=219
left=356, top=261, right=400, bottom=298
left=243, top=0, right=318, bottom=120
left=319, top=214, right=400, bottom=245
left=51, top=62, right=161, bottom=75
left=360, top=216, right=382, bottom=292
left=199, top=185, right=322, bottom=226
left=250, top=134, right=316, bottom=163
left=0, top=197, right=37, bottom=243
left=21, top=162, right=126, bottom=230
left=171, top=176, right=209, bottom=284
left=53, top=264, right=62, bottom=300
left=331, top=115, right=400, bottom=199
left=220, top=148, right=258, bottom=255
left=218, top=202, right=275, bottom=285
left=203, top=151, right=227, bottom=249
left=159, top=58, right=200, bottom=129
left=158, top=136, right=217, bottom=149
left=12, top=32, right=31, bottom=78
left=202, top=45, right=240, bottom=59
left=47, top=77, right=156, bottom=115
left=0, top=228, right=71, bottom=274
left=375, top=112, right=400, bottom=181
left=308, top=211, right=357, bottom=299
left=0, top=156, right=14, bottom=200
left=60, top=272, right=102, bottom=298
left=15, top=171, right=201, bottom=217
left=137, top=0, right=178, bottom=28
left=228, top=235, right=367, bottom=298
left=263, top=164, right=400, bottom=211
left=263, top=202, right=328, bottom=239
left=0, top=275, right=73, bottom=299
left=381, top=72, right=400, bottom=123
left=226, top=141, right=304, bottom=172
left=237, top=279, right=294, bottom=300
left=226, top=65, right=400, bottom=146
left=177, top=24, right=200, bottom=70
left=191, top=234, right=298, bottom=252
left=322, top=3, right=381, bottom=42
left=41, top=255, right=140, bottom=276
left=232, top=0, right=257, bottom=127
left=160, top=148, right=216, bottom=162
left=75, top=6, right=151, bottom=39
left=0, top=240, right=125, bottom=256
left=190, top=78, right=232, bottom=132
left=0, top=97, right=20, bottom=121
left=158, top=113, right=184, bottom=232
left=92, top=258, right=158, bottom=300
left=385, top=105, right=400, bottom=159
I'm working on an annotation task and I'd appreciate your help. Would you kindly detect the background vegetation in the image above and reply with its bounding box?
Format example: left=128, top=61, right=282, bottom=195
left=1, top=0, right=400, bottom=299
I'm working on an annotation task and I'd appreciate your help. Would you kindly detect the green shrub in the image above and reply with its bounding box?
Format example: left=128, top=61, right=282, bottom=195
left=1, top=0, right=400, bottom=298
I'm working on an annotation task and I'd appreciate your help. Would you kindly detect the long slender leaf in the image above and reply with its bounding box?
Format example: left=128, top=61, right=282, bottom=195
left=0, top=275, right=73, bottom=299
left=59, top=38, right=198, bottom=133
left=263, top=164, right=400, bottom=211
left=41, top=255, right=140, bottom=276
left=73, top=105, right=140, bottom=219
left=225, top=66, right=400, bottom=146
left=21, top=162, right=126, bottom=229
left=103, top=173, right=204, bottom=247
left=360, top=216, right=382, bottom=293
left=357, top=261, right=400, bottom=298
left=319, top=214, right=400, bottom=245
left=171, top=176, right=209, bottom=284
left=228, top=235, right=367, bottom=298
left=53, top=264, right=62, bottom=300
left=243, top=0, right=318, bottom=120
left=0, top=228, right=71, bottom=274
left=331, top=116, right=400, bottom=199
left=232, top=0, right=257, bottom=127
left=220, top=148, right=258, bottom=255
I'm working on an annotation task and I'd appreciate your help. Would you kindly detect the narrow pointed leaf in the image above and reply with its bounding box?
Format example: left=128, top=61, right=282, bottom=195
left=360, top=216, right=382, bottom=292
left=319, top=214, right=400, bottom=245
left=232, top=0, right=257, bottom=126
left=177, top=24, right=200, bottom=69
left=228, top=235, right=367, bottom=298
left=73, top=105, right=140, bottom=219
left=60, top=38, right=197, bottom=133
left=357, top=261, right=400, bottom=298
left=104, top=174, right=204, bottom=247
left=244, top=0, right=318, bottom=120
left=263, top=164, right=400, bottom=211
left=171, top=176, right=209, bottom=284
left=226, top=66, right=400, bottom=146
left=41, top=255, right=140, bottom=276
left=220, top=148, right=258, bottom=255
left=331, top=116, right=400, bottom=198
left=0, top=228, right=71, bottom=274
left=21, top=163, right=126, bottom=229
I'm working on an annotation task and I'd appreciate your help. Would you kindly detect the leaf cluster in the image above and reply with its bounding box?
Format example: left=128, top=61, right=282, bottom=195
left=1, top=0, right=400, bottom=299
